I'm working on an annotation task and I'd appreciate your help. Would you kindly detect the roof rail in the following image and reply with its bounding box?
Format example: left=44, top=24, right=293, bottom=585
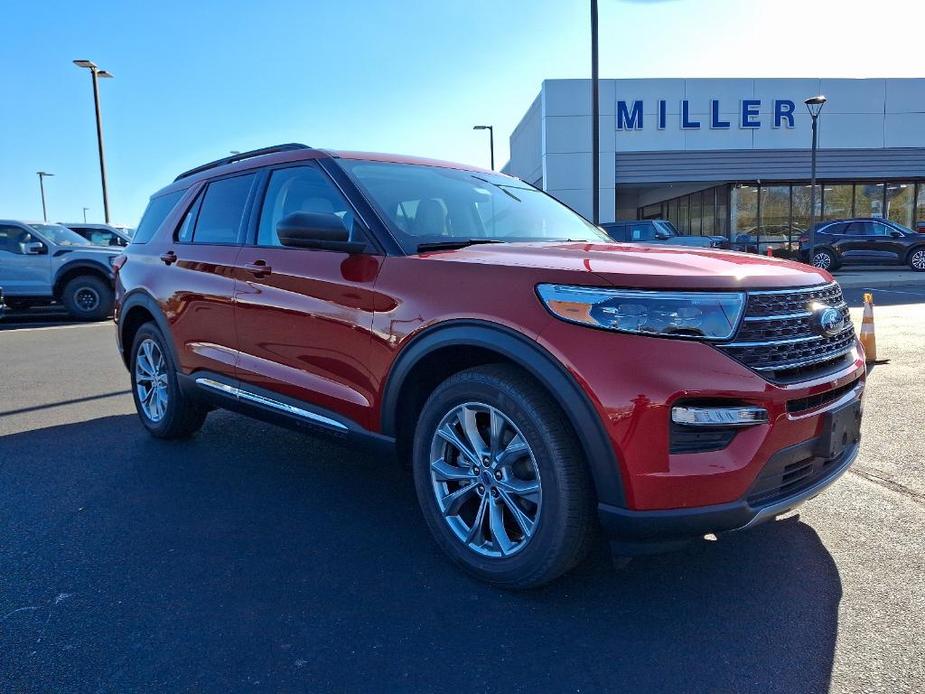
left=173, top=143, right=311, bottom=182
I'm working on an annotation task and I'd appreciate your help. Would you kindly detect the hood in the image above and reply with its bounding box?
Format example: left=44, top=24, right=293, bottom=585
left=57, top=245, right=120, bottom=258
left=419, top=241, right=830, bottom=290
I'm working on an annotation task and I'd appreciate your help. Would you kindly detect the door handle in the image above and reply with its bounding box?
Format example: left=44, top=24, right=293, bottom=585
left=243, top=260, right=272, bottom=277
left=160, top=251, right=177, bottom=266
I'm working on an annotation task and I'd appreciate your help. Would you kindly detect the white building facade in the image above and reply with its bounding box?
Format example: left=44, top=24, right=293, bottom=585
left=504, top=78, right=925, bottom=241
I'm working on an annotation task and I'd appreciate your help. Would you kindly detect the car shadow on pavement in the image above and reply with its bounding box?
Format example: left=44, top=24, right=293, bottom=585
left=1, top=412, right=841, bottom=692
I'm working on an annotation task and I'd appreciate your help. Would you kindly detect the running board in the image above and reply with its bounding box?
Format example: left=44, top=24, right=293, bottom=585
left=194, top=377, right=348, bottom=431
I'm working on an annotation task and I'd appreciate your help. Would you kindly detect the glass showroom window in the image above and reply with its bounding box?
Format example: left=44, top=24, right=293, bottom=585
left=689, top=191, right=703, bottom=235
left=856, top=183, right=885, bottom=218
left=731, top=185, right=758, bottom=236
left=792, top=184, right=820, bottom=233
left=702, top=188, right=715, bottom=235
left=678, top=196, right=689, bottom=233
left=715, top=186, right=729, bottom=237
left=760, top=185, right=791, bottom=240
left=823, top=185, right=853, bottom=220
left=916, top=184, right=925, bottom=229
left=885, top=182, right=914, bottom=228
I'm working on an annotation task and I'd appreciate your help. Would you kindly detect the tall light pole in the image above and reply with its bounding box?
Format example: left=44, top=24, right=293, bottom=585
left=36, top=171, right=54, bottom=221
left=805, top=95, right=827, bottom=266
left=73, top=59, right=114, bottom=224
left=82, top=207, right=89, bottom=223
left=473, top=125, right=494, bottom=170
left=591, top=0, right=600, bottom=225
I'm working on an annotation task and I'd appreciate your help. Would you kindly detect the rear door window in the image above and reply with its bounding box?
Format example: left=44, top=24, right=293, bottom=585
left=133, top=191, right=184, bottom=244
left=191, top=174, right=257, bottom=245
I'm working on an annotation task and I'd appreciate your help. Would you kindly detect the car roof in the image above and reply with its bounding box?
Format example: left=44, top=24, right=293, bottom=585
left=150, top=145, right=500, bottom=199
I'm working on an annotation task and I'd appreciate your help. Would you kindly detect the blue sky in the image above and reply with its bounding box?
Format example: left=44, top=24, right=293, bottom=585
left=1, top=0, right=922, bottom=226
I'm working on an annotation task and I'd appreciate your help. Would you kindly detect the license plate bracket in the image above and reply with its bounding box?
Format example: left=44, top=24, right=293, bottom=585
left=817, top=400, right=862, bottom=459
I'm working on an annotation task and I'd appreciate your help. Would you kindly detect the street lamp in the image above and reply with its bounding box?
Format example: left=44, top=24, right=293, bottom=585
left=82, top=207, right=89, bottom=223
left=472, top=125, right=494, bottom=170
left=804, top=94, right=827, bottom=266
left=36, top=171, right=54, bottom=222
left=591, top=0, right=600, bottom=225
left=73, top=59, right=114, bottom=224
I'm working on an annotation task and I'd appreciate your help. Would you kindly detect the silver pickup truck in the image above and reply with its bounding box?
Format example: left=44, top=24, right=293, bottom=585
left=0, top=220, right=120, bottom=320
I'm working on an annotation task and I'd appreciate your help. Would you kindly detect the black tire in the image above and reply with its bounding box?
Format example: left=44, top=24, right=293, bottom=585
left=412, top=364, right=596, bottom=589
left=62, top=275, right=113, bottom=321
left=908, top=247, right=925, bottom=272
left=130, top=323, right=207, bottom=439
left=811, top=248, right=838, bottom=272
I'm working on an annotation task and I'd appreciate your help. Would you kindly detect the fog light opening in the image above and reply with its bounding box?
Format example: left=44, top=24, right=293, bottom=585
left=671, top=405, right=768, bottom=427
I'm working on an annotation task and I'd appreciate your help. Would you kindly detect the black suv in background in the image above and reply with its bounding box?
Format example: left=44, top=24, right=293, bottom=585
left=601, top=219, right=726, bottom=249
left=801, top=218, right=925, bottom=271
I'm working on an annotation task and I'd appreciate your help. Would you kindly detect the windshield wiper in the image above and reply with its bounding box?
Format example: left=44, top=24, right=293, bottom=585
left=416, top=239, right=505, bottom=253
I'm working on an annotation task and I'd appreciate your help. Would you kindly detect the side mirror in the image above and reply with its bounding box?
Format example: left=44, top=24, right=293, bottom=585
left=21, top=241, right=46, bottom=255
left=654, top=230, right=671, bottom=240
left=889, top=230, right=902, bottom=238
left=276, top=212, right=366, bottom=253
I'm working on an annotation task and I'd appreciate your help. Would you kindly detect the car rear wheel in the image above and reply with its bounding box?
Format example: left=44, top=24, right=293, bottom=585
left=812, top=248, right=837, bottom=271
left=412, top=364, right=595, bottom=589
left=909, top=248, right=925, bottom=272
left=130, top=323, right=207, bottom=439
left=62, top=275, right=113, bottom=321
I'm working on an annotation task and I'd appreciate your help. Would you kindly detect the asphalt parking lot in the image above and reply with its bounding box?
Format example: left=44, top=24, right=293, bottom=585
left=2, top=281, right=924, bottom=692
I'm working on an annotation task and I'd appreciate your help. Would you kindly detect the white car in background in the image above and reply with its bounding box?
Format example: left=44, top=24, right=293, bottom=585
left=60, top=222, right=132, bottom=248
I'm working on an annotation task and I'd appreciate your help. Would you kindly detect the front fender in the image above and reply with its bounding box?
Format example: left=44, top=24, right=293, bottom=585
left=380, top=319, right=627, bottom=507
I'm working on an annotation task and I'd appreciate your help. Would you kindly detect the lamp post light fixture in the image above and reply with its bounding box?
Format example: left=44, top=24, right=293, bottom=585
left=473, top=125, right=494, bottom=171
left=36, top=171, right=54, bottom=222
left=73, top=59, right=114, bottom=224
left=804, top=95, right=827, bottom=266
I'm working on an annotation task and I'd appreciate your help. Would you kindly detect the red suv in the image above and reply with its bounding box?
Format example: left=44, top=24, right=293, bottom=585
left=115, top=144, right=865, bottom=588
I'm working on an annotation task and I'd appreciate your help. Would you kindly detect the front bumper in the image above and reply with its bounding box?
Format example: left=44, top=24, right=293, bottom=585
left=598, top=438, right=859, bottom=552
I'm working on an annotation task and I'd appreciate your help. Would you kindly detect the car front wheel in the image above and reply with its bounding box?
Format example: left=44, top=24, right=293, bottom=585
left=412, top=364, right=595, bottom=589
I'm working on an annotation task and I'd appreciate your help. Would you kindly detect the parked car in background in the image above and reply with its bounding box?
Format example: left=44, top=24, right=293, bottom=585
left=916, top=220, right=924, bottom=233
left=601, top=219, right=726, bottom=248
left=800, top=218, right=925, bottom=271
left=115, top=143, right=864, bottom=588
left=61, top=222, right=131, bottom=248
left=730, top=225, right=799, bottom=256
left=0, top=286, right=6, bottom=320
left=0, top=220, right=120, bottom=319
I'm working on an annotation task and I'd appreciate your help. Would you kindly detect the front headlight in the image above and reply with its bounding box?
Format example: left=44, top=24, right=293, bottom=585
left=536, top=284, right=745, bottom=340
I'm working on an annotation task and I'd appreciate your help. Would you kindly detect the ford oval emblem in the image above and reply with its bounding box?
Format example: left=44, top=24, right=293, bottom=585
left=817, top=306, right=843, bottom=337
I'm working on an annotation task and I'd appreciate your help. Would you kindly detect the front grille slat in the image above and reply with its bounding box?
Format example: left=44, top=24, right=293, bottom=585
left=717, top=282, right=856, bottom=383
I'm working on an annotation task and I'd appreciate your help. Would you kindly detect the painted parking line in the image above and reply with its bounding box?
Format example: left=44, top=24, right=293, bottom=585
left=0, top=321, right=113, bottom=334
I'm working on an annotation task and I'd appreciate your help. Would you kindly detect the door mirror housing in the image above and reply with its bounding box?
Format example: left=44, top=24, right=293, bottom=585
left=653, top=229, right=671, bottom=240
left=21, top=241, right=46, bottom=255
left=276, top=212, right=366, bottom=253
left=889, top=230, right=903, bottom=238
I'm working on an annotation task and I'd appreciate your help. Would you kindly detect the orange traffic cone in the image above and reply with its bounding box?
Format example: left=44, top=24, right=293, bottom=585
left=859, top=292, right=877, bottom=363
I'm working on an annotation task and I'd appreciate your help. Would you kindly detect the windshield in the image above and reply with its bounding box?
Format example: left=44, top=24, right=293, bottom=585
left=28, top=223, right=94, bottom=247
left=338, top=160, right=609, bottom=252
left=654, top=221, right=678, bottom=237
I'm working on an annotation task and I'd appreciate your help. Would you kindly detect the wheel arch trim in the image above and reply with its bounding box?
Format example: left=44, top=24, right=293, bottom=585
left=52, top=261, right=114, bottom=297
left=118, top=289, right=180, bottom=370
left=380, top=319, right=627, bottom=507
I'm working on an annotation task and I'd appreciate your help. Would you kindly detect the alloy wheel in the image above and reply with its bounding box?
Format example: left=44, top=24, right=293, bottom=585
left=135, top=338, right=169, bottom=422
left=912, top=250, right=925, bottom=271
left=813, top=252, right=832, bottom=270
left=429, top=402, right=542, bottom=558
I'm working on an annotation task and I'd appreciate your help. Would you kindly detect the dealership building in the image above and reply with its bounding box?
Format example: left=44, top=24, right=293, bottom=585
left=503, top=78, right=925, bottom=241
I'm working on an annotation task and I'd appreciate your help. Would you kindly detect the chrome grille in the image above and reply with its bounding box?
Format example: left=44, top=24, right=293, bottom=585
left=716, top=283, right=856, bottom=382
